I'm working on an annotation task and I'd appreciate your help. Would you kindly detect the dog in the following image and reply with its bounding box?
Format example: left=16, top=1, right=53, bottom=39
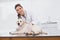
left=9, top=17, right=47, bottom=35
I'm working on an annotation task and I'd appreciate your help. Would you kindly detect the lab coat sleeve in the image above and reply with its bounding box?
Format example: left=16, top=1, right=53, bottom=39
left=28, top=13, right=39, bottom=25
left=25, top=11, right=40, bottom=25
left=31, top=15, right=39, bottom=25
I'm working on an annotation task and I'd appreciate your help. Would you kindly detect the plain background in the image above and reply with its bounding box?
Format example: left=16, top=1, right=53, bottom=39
left=0, top=0, right=60, bottom=35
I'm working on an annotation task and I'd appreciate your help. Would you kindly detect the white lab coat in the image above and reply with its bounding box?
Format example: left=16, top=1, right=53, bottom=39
left=23, top=10, right=40, bottom=25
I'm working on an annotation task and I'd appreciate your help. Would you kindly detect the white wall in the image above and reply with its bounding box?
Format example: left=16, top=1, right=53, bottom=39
left=31, top=0, right=60, bottom=29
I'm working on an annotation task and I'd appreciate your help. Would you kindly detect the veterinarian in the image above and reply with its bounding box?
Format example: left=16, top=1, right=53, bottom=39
left=15, top=4, right=40, bottom=25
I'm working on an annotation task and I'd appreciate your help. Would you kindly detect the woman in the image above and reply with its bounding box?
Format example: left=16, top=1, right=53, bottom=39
left=15, top=4, right=38, bottom=25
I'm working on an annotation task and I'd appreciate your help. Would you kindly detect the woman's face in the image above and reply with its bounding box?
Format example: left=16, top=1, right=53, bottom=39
left=16, top=6, right=24, bottom=16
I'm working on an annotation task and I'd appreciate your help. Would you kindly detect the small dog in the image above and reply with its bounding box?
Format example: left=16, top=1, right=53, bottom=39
left=9, top=17, right=47, bottom=35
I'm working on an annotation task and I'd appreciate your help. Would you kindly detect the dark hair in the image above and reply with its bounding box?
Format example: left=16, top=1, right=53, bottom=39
left=17, top=14, right=26, bottom=19
left=15, top=4, right=23, bottom=9
left=15, top=4, right=22, bottom=19
left=17, top=14, right=21, bottom=19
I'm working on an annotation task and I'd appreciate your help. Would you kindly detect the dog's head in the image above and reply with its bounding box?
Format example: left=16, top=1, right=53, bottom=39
left=17, top=18, right=26, bottom=26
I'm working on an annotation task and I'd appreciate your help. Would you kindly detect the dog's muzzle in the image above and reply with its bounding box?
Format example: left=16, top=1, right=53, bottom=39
left=18, top=23, right=20, bottom=25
